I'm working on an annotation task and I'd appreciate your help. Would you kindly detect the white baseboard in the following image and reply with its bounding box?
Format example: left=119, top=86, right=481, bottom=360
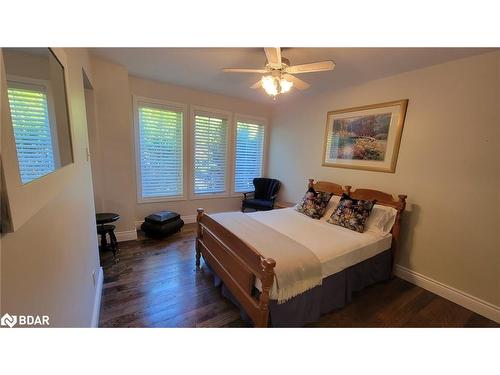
left=90, top=266, right=103, bottom=328
left=394, top=264, right=500, bottom=323
left=180, top=214, right=197, bottom=224
left=115, top=229, right=138, bottom=242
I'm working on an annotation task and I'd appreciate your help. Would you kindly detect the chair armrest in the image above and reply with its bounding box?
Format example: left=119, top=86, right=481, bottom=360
left=242, top=191, right=255, bottom=199
left=270, top=194, right=279, bottom=201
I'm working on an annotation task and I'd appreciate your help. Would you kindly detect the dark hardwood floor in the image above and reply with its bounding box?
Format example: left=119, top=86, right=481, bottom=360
left=99, top=224, right=498, bottom=328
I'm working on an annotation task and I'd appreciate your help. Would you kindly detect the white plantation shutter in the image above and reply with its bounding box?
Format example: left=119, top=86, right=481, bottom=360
left=138, top=104, right=184, bottom=198
left=193, top=114, right=228, bottom=195
left=234, top=121, right=265, bottom=193
left=7, top=85, right=56, bottom=184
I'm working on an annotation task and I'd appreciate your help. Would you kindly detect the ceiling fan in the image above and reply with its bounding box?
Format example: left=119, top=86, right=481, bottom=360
left=222, top=47, right=335, bottom=98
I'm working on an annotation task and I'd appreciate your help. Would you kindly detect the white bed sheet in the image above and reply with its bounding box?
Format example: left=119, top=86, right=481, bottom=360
left=248, top=208, right=392, bottom=279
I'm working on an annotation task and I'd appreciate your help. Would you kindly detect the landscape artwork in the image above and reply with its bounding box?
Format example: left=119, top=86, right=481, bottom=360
left=330, top=113, right=391, bottom=161
left=323, top=100, right=408, bottom=173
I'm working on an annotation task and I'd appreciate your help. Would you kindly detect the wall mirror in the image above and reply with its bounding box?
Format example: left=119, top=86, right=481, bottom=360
left=3, top=48, right=73, bottom=184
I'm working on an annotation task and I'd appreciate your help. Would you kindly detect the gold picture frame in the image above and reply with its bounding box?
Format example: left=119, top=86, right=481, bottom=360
left=322, top=99, right=408, bottom=173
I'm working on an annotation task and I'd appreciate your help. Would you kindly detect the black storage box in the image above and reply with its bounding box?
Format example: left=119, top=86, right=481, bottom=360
left=141, top=210, right=184, bottom=238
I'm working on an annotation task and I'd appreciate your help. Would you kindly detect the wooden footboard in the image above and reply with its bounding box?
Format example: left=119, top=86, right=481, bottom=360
left=196, top=208, right=275, bottom=327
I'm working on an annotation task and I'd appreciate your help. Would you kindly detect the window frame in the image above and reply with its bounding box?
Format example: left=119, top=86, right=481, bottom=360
left=189, top=105, right=232, bottom=200
left=132, top=95, right=188, bottom=203
left=7, top=75, right=62, bottom=180
left=231, top=113, right=268, bottom=197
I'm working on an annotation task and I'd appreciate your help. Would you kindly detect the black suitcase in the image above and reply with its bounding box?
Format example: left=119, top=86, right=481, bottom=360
left=141, top=211, right=184, bottom=238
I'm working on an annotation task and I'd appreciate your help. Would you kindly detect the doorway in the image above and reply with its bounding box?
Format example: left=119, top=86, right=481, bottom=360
left=82, top=69, right=103, bottom=212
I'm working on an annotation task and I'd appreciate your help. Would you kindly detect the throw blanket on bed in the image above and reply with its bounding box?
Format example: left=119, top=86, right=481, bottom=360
left=210, top=212, right=322, bottom=304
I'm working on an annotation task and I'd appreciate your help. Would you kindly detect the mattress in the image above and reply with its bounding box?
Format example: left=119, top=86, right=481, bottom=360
left=248, top=208, right=392, bottom=279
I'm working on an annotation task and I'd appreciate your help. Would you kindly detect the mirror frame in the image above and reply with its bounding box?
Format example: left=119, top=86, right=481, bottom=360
left=1, top=48, right=77, bottom=232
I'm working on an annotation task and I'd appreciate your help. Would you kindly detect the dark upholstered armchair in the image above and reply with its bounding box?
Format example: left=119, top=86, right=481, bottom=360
left=241, top=178, right=281, bottom=212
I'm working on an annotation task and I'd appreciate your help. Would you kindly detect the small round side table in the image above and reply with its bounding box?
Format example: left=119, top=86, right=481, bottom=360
left=96, top=213, right=120, bottom=263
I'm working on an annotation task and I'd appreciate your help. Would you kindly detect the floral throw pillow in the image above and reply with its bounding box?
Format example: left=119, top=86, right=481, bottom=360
left=295, top=188, right=333, bottom=219
left=327, top=194, right=375, bottom=233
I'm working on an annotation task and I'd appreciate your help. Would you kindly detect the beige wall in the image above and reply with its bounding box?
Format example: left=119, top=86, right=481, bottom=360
left=268, top=51, right=500, bottom=306
left=1, top=48, right=101, bottom=326
left=3, top=50, right=48, bottom=80
left=90, top=56, right=272, bottom=233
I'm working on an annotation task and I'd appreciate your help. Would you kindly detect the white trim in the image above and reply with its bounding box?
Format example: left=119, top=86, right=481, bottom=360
left=115, top=229, right=138, bottom=242
left=90, top=266, right=103, bottom=328
left=190, top=105, right=232, bottom=199
left=132, top=95, right=188, bottom=203
left=189, top=192, right=234, bottom=200
left=137, top=195, right=186, bottom=204
left=180, top=214, right=197, bottom=224
left=394, top=264, right=500, bottom=323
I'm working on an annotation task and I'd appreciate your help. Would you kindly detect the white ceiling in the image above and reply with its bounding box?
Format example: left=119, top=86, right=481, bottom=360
left=90, top=48, right=496, bottom=104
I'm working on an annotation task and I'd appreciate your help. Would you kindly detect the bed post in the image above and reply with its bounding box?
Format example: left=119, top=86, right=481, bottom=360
left=196, top=208, right=204, bottom=267
left=344, top=185, right=352, bottom=196
left=256, top=257, right=276, bottom=328
left=391, top=195, right=407, bottom=274
left=308, top=178, right=314, bottom=189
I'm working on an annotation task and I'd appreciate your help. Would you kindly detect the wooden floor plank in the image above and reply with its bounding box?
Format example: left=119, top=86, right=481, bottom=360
left=99, top=224, right=498, bottom=328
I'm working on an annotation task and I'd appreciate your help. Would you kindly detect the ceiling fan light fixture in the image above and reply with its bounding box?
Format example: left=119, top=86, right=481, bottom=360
left=223, top=47, right=334, bottom=98
left=261, top=75, right=278, bottom=96
left=279, top=78, right=293, bottom=93
left=261, top=75, right=294, bottom=96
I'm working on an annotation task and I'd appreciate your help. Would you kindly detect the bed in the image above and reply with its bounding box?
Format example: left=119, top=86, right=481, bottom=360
left=195, top=179, right=407, bottom=327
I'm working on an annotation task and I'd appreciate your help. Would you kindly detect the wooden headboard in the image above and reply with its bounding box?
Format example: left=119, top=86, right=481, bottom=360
left=347, top=185, right=407, bottom=256
left=308, top=178, right=345, bottom=196
left=308, top=179, right=407, bottom=267
left=346, top=185, right=407, bottom=212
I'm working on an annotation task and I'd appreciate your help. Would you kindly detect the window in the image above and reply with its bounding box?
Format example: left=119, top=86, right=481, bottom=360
left=192, top=111, right=229, bottom=195
left=135, top=99, right=184, bottom=200
left=7, top=84, right=56, bottom=184
left=234, top=120, right=265, bottom=193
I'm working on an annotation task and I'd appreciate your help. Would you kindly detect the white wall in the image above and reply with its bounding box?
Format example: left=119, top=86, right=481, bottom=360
left=1, top=48, right=101, bottom=327
left=268, top=51, right=500, bottom=307
left=90, top=56, right=272, bottom=234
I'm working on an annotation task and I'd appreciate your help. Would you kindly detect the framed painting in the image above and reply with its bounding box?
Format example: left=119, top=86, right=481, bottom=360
left=322, top=99, right=408, bottom=173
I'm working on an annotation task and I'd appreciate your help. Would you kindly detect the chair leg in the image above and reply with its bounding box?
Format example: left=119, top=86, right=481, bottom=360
left=100, top=229, right=107, bottom=249
left=109, top=231, right=119, bottom=264
left=110, top=230, right=119, bottom=254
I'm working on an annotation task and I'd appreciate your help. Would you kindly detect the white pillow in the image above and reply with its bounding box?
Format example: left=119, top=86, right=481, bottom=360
left=364, top=204, right=398, bottom=236
left=320, top=195, right=341, bottom=221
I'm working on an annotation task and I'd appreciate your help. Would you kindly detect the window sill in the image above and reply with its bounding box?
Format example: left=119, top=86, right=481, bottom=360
left=189, top=193, right=240, bottom=201
left=137, top=195, right=187, bottom=204
left=230, top=192, right=245, bottom=198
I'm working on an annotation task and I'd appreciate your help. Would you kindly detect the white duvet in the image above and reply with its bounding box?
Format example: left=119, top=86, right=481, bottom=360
left=248, top=208, right=392, bottom=279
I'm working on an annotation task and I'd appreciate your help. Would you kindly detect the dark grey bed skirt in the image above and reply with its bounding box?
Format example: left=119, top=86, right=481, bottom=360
left=206, top=248, right=393, bottom=327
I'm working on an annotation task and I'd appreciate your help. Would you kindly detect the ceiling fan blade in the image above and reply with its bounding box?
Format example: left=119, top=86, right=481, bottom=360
left=250, top=80, right=262, bottom=89
left=283, top=74, right=310, bottom=90
left=264, top=47, right=282, bottom=69
left=222, top=68, right=268, bottom=73
left=286, top=60, right=335, bottom=74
